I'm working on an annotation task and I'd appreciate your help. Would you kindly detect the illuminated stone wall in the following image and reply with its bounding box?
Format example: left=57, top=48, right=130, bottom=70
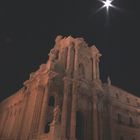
left=0, top=36, right=140, bottom=140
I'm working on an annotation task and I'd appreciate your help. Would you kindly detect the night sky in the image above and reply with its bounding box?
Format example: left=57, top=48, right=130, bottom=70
left=0, top=0, right=140, bottom=101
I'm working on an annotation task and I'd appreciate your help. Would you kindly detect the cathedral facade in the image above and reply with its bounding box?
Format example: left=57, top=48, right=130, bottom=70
left=0, top=36, right=140, bottom=140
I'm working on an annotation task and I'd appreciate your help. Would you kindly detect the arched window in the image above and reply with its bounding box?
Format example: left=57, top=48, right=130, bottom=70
left=48, top=96, right=55, bottom=107
left=45, top=122, right=51, bottom=133
left=56, top=50, right=59, bottom=60
left=76, top=111, right=84, bottom=140
left=117, top=113, right=122, bottom=124
left=79, top=63, right=85, bottom=78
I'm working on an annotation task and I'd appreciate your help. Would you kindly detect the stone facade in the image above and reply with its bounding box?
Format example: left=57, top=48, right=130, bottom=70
left=0, top=36, right=140, bottom=140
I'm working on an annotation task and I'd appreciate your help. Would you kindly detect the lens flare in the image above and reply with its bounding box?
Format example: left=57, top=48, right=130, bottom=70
left=103, top=0, right=113, bottom=11
left=98, top=0, right=116, bottom=13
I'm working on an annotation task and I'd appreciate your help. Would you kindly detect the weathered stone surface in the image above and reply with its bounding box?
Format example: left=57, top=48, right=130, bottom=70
left=0, top=36, right=140, bottom=140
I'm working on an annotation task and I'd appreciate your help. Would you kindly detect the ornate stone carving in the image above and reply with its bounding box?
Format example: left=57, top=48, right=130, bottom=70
left=49, top=48, right=59, bottom=61
left=52, top=105, right=61, bottom=124
left=47, top=71, right=58, bottom=80
left=55, top=35, right=63, bottom=43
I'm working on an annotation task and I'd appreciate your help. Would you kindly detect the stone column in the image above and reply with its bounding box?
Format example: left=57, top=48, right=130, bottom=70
left=69, top=46, right=79, bottom=140
left=38, top=80, right=51, bottom=134
left=16, top=94, right=29, bottom=140
left=29, top=86, right=44, bottom=139
left=11, top=106, right=18, bottom=139
left=93, top=58, right=96, bottom=80
left=70, top=81, right=77, bottom=140
left=0, top=111, right=4, bottom=137
left=93, top=93, right=99, bottom=140
left=67, top=46, right=74, bottom=76
left=0, top=110, right=8, bottom=138
left=96, top=61, right=100, bottom=79
left=3, top=109, right=11, bottom=138
left=13, top=106, right=22, bottom=140
left=109, top=105, right=114, bottom=140
left=49, top=105, right=61, bottom=140
left=19, top=87, right=38, bottom=140
left=59, top=47, right=68, bottom=69
left=9, top=107, right=17, bottom=138
left=35, top=88, right=44, bottom=133
left=61, top=77, right=70, bottom=140
left=0, top=113, right=2, bottom=134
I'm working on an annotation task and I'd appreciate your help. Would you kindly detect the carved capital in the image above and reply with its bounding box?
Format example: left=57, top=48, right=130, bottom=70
left=48, top=48, right=59, bottom=61
left=47, top=71, right=58, bottom=80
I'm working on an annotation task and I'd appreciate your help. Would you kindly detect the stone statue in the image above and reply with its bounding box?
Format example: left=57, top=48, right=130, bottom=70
left=52, top=105, right=61, bottom=124
left=55, top=35, right=63, bottom=43
left=49, top=48, right=59, bottom=61
left=107, top=76, right=111, bottom=86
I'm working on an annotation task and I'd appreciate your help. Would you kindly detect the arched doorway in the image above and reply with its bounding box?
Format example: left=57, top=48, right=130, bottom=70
left=48, top=96, right=55, bottom=107
left=76, top=111, right=84, bottom=140
left=44, top=122, right=51, bottom=133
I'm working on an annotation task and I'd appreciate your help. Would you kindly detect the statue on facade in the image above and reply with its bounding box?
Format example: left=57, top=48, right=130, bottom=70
left=52, top=105, right=61, bottom=124
left=49, top=48, right=59, bottom=61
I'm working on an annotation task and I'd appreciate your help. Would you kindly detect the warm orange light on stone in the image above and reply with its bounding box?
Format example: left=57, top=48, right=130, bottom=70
left=0, top=36, right=140, bottom=140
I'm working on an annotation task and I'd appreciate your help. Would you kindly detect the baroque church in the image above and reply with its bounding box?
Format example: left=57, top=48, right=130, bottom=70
left=0, top=36, right=140, bottom=140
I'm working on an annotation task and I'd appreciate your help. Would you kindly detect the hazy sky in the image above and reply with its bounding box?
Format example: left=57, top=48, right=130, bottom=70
left=0, top=0, right=140, bottom=101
